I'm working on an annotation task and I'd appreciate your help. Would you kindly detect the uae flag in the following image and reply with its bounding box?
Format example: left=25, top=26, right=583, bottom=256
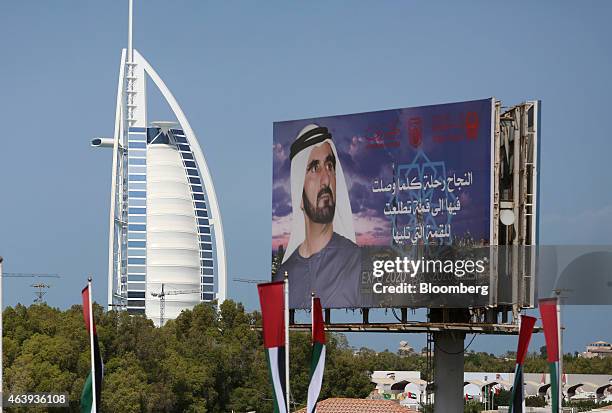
left=80, top=281, right=103, bottom=413
left=509, top=315, right=536, bottom=413
left=539, top=298, right=560, bottom=413
left=306, top=297, right=326, bottom=413
left=258, top=281, right=288, bottom=413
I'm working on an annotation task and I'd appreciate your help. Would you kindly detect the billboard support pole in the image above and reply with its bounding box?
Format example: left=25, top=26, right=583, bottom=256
left=433, top=332, right=465, bottom=413
left=362, top=308, right=369, bottom=324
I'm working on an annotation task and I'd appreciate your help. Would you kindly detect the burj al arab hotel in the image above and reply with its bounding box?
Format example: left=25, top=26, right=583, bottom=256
left=93, top=1, right=226, bottom=326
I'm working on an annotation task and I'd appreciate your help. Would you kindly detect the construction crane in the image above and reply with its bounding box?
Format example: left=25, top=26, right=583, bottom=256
left=233, top=278, right=268, bottom=284
left=2, top=272, right=59, bottom=278
left=150, top=283, right=200, bottom=327
left=31, top=283, right=51, bottom=304
left=2, top=272, right=61, bottom=304
left=109, top=292, right=128, bottom=309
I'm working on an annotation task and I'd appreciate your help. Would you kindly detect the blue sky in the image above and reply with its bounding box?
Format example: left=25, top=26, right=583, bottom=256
left=1, top=1, right=611, bottom=355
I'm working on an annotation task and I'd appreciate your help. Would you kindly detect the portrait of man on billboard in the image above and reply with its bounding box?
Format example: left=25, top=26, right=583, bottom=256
left=273, top=124, right=362, bottom=309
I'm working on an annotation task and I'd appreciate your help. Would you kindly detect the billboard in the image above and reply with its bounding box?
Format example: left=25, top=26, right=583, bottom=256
left=272, top=98, right=495, bottom=309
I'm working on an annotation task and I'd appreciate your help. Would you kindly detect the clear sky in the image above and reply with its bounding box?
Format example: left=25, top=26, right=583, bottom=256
left=1, top=1, right=611, bottom=355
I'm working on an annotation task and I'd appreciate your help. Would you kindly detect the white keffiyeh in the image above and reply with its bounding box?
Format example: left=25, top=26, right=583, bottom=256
left=283, top=124, right=356, bottom=263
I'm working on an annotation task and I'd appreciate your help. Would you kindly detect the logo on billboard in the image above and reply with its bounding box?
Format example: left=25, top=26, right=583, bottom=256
left=407, top=117, right=423, bottom=148
left=465, top=111, right=479, bottom=139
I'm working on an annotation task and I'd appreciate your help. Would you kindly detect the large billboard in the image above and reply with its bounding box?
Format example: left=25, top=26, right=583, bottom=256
left=272, top=98, right=495, bottom=309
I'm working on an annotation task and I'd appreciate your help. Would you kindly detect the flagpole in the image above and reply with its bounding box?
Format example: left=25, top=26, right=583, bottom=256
left=518, top=314, right=525, bottom=413
left=311, top=292, right=315, bottom=341
left=556, top=296, right=563, bottom=411
left=284, top=271, right=290, bottom=413
left=310, top=292, right=314, bottom=413
left=0, top=256, right=4, bottom=413
left=88, top=277, right=97, bottom=413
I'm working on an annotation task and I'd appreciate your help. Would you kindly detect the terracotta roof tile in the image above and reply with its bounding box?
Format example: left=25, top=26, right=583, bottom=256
left=294, top=398, right=418, bottom=413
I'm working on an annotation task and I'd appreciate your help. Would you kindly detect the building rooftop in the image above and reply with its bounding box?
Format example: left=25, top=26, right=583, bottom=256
left=590, top=405, right=612, bottom=412
left=294, top=398, right=418, bottom=413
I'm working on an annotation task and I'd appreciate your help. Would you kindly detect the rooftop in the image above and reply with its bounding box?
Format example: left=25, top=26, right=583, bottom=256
left=294, top=398, right=418, bottom=413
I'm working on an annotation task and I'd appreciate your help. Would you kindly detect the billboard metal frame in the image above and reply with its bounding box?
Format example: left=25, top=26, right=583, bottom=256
left=288, top=321, right=541, bottom=335
left=278, top=99, right=540, bottom=330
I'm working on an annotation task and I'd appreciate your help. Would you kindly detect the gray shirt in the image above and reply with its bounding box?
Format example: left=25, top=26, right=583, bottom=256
left=274, top=232, right=362, bottom=309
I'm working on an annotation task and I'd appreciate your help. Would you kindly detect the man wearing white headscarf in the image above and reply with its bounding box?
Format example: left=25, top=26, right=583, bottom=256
left=274, top=124, right=362, bottom=309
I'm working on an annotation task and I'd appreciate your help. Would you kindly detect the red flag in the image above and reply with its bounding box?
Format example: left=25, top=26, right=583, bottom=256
left=516, top=315, right=537, bottom=364
left=539, top=298, right=561, bottom=413
left=312, top=297, right=325, bottom=345
left=81, top=286, right=97, bottom=335
left=539, top=298, right=559, bottom=362
left=307, top=296, right=326, bottom=413
left=509, top=315, right=536, bottom=413
left=80, top=283, right=103, bottom=412
left=257, top=281, right=285, bottom=349
left=257, top=281, right=288, bottom=412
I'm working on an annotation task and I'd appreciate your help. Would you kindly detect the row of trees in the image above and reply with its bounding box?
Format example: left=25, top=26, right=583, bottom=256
left=2, top=301, right=374, bottom=413
left=463, top=348, right=612, bottom=375
left=2, top=301, right=611, bottom=412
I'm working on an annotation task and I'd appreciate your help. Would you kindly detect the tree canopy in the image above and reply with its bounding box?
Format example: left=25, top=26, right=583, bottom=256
left=2, top=302, right=610, bottom=412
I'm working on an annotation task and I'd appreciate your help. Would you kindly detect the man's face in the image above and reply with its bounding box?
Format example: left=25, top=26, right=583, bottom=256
left=301, top=142, right=337, bottom=224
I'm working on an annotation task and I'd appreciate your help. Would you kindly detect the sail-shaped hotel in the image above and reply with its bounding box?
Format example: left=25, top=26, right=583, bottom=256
left=93, top=1, right=226, bottom=326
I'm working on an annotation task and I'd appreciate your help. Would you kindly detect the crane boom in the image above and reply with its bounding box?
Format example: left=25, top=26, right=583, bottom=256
left=163, top=289, right=200, bottom=296
left=3, top=273, right=60, bottom=278
left=1, top=272, right=61, bottom=303
left=151, top=283, right=201, bottom=326
left=233, top=278, right=267, bottom=284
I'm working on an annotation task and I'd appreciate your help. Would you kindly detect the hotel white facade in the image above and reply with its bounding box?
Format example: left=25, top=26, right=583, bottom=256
left=93, top=2, right=226, bottom=326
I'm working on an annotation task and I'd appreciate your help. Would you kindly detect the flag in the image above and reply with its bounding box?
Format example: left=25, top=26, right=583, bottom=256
left=539, top=297, right=560, bottom=413
left=509, top=315, right=536, bottom=413
left=306, top=297, right=326, bottom=413
left=407, top=392, right=417, bottom=399
left=80, top=282, right=103, bottom=413
left=258, top=281, right=287, bottom=413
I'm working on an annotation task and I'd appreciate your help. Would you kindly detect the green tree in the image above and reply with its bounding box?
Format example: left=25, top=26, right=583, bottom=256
left=525, top=395, right=546, bottom=407
left=101, top=353, right=149, bottom=413
left=6, top=301, right=611, bottom=413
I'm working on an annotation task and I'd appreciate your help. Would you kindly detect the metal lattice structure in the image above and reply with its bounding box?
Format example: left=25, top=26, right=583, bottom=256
left=151, top=283, right=201, bottom=326
left=1, top=273, right=60, bottom=304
